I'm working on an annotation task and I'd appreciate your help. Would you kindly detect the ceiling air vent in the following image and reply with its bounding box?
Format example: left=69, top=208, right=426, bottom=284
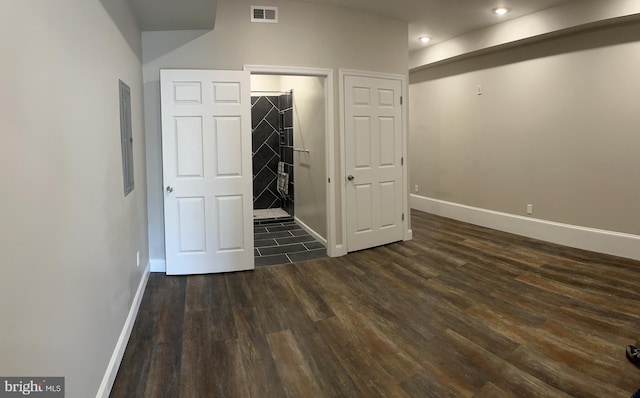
left=251, top=6, right=278, bottom=23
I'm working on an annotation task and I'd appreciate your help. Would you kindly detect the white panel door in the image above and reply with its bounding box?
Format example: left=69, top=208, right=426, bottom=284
left=161, top=69, right=254, bottom=275
left=345, top=75, right=403, bottom=252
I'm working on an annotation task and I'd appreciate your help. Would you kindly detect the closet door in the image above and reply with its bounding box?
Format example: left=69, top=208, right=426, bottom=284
left=161, top=69, right=254, bottom=275
left=344, top=74, right=404, bottom=252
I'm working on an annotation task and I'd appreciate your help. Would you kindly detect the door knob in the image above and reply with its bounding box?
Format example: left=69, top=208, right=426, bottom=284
left=166, top=186, right=174, bottom=193
left=347, top=175, right=354, bottom=181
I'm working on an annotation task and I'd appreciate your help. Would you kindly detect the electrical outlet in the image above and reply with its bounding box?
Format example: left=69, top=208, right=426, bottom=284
left=526, top=204, right=533, bottom=215
left=414, top=185, right=419, bottom=193
left=136, top=251, right=140, bottom=267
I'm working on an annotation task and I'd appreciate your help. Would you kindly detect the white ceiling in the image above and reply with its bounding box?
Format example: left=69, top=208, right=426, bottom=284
left=129, top=0, right=577, bottom=51
left=297, top=0, right=577, bottom=51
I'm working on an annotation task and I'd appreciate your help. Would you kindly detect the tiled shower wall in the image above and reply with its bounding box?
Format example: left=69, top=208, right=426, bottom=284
left=251, top=93, right=294, bottom=213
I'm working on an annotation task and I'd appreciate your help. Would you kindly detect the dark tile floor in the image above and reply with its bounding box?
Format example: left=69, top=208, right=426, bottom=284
left=254, top=217, right=327, bottom=267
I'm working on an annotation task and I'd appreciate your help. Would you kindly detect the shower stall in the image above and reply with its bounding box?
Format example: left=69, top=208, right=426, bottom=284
left=251, top=90, right=294, bottom=220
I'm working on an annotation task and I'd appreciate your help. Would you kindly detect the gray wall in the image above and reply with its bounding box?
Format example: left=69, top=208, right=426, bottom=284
left=143, top=0, right=408, bottom=262
left=288, top=76, right=327, bottom=239
left=0, top=0, right=148, bottom=396
left=409, top=20, right=640, bottom=235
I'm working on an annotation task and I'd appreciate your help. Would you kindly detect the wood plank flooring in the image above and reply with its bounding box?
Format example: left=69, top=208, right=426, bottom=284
left=111, top=210, right=640, bottom=397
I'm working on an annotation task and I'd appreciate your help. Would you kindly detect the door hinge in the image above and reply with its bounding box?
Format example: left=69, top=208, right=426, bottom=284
left=401, top=157, right=404, bottom=166
left=402, top=213, right=405, bottom=221
left=328, top=178, right=331, bottom=183
left=400, top=96, right=403, bottom=105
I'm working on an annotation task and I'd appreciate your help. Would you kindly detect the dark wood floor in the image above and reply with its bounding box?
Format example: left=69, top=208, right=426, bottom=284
left=111, top=210, right=640, bottom=397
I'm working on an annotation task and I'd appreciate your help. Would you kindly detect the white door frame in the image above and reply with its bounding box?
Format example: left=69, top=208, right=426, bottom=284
left=243, top=65, right=342, bottom=257
left=339, top=69, right=412, bottom=252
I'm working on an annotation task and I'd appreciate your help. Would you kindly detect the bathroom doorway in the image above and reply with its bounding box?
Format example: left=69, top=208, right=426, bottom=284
left=250, top=72, right=330, bottom=265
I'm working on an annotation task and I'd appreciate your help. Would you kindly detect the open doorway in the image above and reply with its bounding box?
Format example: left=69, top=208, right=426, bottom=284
left=248, top=69, right=334, bottom=265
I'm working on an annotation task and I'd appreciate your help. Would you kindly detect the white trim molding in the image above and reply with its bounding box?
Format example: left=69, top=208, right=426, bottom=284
left=96, top=262, right=150, bottom=398
left=295, top=216, right=327, bottom=247
left=411, top=194, right=640, bottom=261
left=243, top=65, right=339, bottom=257
left=334, top=244, right=347, bottom=257
left=150, top=258, right=166, bottom=273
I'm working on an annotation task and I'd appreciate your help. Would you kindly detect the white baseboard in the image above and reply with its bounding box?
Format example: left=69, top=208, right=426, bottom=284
left=95, top=262, right=150, bottom=398
left=410, top=194, right=640, bottom=261
left=329, top=244, right=346, bottom=257
left=150, top=258, right=166, bottom=273
left=294, top=216, right=328, bottom=246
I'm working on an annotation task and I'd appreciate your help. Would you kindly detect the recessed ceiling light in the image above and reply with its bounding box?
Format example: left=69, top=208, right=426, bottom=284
left=419, top=36, right=431, bottom=44
left=493, top=7, right=510, bottom=15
